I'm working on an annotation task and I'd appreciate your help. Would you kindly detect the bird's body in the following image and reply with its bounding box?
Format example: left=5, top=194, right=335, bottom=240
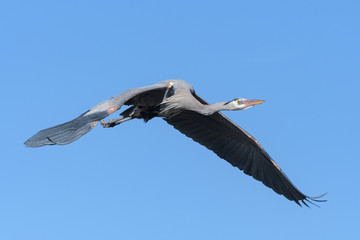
left=25, top=79, right=326, bottom=206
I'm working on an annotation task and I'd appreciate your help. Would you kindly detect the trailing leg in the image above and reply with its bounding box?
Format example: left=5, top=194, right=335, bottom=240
left=100, top=116, right=133, bottom=128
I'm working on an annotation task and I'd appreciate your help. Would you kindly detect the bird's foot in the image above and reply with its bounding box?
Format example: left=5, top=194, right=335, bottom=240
left=100, top=119, right=117, bottom=128
left=100, top=116, right=133, bottom=128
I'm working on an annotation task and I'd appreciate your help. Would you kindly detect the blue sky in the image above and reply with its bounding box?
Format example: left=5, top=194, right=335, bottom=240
left=1, top=1, right=359, bottom=239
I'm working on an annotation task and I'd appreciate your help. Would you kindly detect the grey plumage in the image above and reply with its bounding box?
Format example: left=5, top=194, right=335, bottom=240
left=25, top=82, right=170, bottom=147
left=25, top=79, right=326, bottom=206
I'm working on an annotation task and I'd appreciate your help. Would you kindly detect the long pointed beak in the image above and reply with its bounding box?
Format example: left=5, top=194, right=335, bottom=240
left=243, top=99, right=265, bottom=107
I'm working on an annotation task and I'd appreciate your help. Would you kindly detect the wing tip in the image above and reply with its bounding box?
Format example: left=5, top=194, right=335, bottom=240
left=296, top=192, right=328, bottom=208
left=24, top=137, right=55, bottom=148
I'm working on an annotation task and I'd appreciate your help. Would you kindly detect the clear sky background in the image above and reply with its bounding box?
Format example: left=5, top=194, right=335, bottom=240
left=1, top=1, right=359, bottom=239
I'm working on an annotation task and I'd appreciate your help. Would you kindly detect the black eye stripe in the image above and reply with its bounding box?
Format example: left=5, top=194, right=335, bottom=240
left=225, top=98, right=240, bottom=105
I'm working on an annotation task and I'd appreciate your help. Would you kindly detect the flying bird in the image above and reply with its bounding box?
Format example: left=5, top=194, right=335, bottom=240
left=25, top=79, right=326, bottom=206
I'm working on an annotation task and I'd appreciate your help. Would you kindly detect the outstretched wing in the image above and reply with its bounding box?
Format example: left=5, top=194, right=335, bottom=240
left=164, top=93, right=326, bottom=206
left=25, top=82, right=169, bottom=147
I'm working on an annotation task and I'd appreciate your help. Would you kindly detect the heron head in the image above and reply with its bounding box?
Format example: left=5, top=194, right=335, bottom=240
left=226, top=98, right=265, bottom=110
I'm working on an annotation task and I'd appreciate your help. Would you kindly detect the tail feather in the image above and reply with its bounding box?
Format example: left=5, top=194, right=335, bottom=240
left=24, top=111, right=108, bottom=147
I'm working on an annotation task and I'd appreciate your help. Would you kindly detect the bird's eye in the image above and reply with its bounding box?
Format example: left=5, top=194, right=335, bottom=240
left=237, top=99, right=242, bottom=104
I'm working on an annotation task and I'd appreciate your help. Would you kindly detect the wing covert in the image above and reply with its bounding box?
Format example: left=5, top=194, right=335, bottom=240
left=165, top=93, right=325, bottom=206
left=25, top=83, right=169, bottom=147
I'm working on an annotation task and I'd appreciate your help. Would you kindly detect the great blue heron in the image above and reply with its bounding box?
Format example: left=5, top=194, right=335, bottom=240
left=25, top=79, right=326, bottom=206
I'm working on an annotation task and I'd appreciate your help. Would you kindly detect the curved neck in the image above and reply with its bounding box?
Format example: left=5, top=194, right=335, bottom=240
left=197, top=102, right=232, bottom=115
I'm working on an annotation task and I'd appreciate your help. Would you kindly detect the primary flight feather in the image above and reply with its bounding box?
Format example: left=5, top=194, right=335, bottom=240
left=25, top=79, right=326, bottom=206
